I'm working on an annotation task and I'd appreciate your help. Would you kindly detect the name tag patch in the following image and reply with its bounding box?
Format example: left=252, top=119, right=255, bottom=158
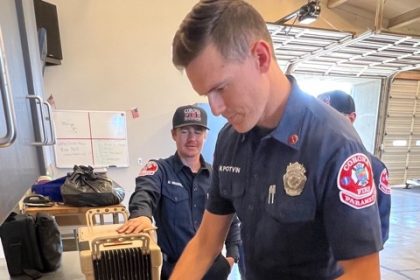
left=219, top=165, right=241, bottom=174
left=168, top=180, right=183, bottom=188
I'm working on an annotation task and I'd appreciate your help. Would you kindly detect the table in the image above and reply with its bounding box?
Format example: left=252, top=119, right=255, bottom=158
left=0, top=251, right=86, bottom=280
left=23, top=203, right=126, bottom=226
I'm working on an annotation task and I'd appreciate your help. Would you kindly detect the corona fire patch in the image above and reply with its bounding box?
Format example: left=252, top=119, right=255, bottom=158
left=183, top=108, right=202, bottom=122
left=139, top=161, right=159, bottom=176
left=337, top=153, right=375, bottom=209
left=379, top=168, right=391, bottom=194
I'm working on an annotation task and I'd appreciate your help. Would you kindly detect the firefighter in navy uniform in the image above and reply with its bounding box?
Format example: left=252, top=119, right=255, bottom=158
left=169, top=1, right=382, bottom=279
left=318, top=90, right=391, bottom=243
left=197, top=77, right=383, bottom=279
left=117, top=105, right=241, bottom=279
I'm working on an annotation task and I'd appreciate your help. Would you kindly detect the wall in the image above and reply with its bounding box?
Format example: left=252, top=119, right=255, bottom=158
left=42, top=0, right=376, bottom=206
left=43, top=0, right=203, bottom=206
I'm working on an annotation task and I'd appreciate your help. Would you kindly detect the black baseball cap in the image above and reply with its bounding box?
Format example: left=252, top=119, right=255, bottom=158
left=318, top=90, right=355, bottom=114
left=172, top=105, right=209, bottom=129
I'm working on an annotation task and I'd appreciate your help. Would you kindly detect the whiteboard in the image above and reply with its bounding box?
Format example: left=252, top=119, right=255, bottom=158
left=53, top=110, right=129, bottom=168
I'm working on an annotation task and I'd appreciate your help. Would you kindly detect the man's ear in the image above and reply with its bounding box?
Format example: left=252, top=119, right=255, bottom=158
left=348, top=112, right=357, bottom=124
left=251, top=40, right=272, bottom=73
left=171, top=129, right=176, bottom=140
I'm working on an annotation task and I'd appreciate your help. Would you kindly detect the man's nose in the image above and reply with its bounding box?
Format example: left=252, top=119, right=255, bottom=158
left=186, top=131, right=198, bottom=139
left=208, top=92, right=226, bottom=116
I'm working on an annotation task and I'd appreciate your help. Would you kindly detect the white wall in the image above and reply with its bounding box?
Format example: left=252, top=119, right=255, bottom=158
left=43, top=0, right=207, bottom=206
left=42, top=0, right=376, bottom=206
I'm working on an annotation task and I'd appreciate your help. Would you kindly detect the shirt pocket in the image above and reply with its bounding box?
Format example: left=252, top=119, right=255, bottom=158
left=265, top=190, right=316, bottom=224
left=218, top=173, right=245, bottom=199
left=161, top=183, right=190, bottom=225
left=161, top=182, right=189, bottom=203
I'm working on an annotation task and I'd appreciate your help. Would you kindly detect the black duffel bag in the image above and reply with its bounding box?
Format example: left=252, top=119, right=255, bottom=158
left=61, top=165, right=125, bottom=207
left=0, top=212, right=62, bottom=278
left=36, top=212, right=62, bottom=272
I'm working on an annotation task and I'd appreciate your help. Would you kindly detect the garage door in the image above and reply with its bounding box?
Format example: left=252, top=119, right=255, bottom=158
left=268, top=24, right=420, bottom=185
left=381, top=79, right=420, bottom=185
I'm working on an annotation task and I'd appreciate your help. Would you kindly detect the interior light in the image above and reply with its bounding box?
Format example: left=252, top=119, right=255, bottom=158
left=393, top=140, right=407, bottom=147
left=274, top=0, right=321, bottom=25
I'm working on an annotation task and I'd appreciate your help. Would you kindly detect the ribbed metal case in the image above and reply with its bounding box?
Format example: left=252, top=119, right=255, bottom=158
left=77, top=206, right=162, bottom=280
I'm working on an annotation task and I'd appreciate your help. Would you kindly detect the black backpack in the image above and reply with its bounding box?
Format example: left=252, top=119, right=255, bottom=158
left=0, top=212, right=62, bottom=278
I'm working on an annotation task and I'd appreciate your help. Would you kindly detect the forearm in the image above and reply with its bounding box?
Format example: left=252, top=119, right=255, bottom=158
left=337, top=252, right=380, bottom=280
left=225, top=214, right=241, bottom=260
left=170, top=211, right=234, bottom=280
left=225, top=244, right=239, bottom=262
left=122, top=186, right=159, bottom=233
left=170, top=234, right=220, bottom=280
left=129, top=174, right=162, bottom=218
left=128, top=188, right=159, bottom=219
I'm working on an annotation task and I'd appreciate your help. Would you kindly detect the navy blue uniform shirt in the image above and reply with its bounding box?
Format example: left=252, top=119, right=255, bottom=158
left=370, top=154, right=391, bottom=243
left=129, top=153, right=241, bottom=274
left=206, top=77, right=383, bottom=280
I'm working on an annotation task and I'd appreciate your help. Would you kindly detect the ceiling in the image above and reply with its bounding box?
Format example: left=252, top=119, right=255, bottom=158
left=269, top=24, right=420, bottom=78
left=327, top=0, right=420, bottom=32
left=269, top=0, right=420, bottom=78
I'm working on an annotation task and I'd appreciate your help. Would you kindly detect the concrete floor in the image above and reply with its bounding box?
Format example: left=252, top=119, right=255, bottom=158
left=378, top=187, right=420, bottom=280
left=0, top=187, right=419, bottom=279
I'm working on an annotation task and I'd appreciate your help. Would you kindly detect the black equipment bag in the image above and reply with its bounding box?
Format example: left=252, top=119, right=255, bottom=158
left=35, top=212, right=62, bottom=271
left=0, top=212, right=62, bottom=278
left=61, top=165, right=125, bottom=207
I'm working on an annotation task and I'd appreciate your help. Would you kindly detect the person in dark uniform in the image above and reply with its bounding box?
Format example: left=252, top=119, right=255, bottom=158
left=169, top=1, right=382, bottom=279
left=117, top=105, right=241, bottom=279
left=318, top=90, right=391, bottom=243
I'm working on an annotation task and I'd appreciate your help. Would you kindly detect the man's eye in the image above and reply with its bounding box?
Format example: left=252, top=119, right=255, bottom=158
left=216, top=86, right=225, bottom=94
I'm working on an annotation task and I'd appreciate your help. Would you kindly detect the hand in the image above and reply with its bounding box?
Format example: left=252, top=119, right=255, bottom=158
left=225, top=257, right=235, bottom=268
left=116, top=216, right=154, bottom=234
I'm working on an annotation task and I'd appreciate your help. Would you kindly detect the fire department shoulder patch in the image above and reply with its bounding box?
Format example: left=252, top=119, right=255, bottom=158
left=337, top=153, right=376, bottom=209
left=379, top=168, right=391, bottom=194
left=139, top=161, right=159, bottom=176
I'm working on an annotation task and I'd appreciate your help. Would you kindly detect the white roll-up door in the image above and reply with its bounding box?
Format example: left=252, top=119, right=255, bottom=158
left=381, top=79, right=420, bottom=185
left=267, top=23, right=420, bottom=185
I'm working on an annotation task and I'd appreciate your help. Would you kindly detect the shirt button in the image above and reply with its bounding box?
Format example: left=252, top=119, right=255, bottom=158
left=174, top=196, right=178, bottom=201
left=193, top=204, right=197, bottom=208
left=248, top=204, right=254, bottom=211
left=194, top=187, right=198, bottom=191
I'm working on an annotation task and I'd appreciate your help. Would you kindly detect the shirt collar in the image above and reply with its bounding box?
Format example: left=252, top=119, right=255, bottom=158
left=173, top=152, right=211, bottom=174
left=268, top=75, right=308, bottom=150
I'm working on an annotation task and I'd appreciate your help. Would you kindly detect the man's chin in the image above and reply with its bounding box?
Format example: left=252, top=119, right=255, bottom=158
left=183, top=150, right=201, bottom=157
left=232, top=123, right=253, bottom=134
